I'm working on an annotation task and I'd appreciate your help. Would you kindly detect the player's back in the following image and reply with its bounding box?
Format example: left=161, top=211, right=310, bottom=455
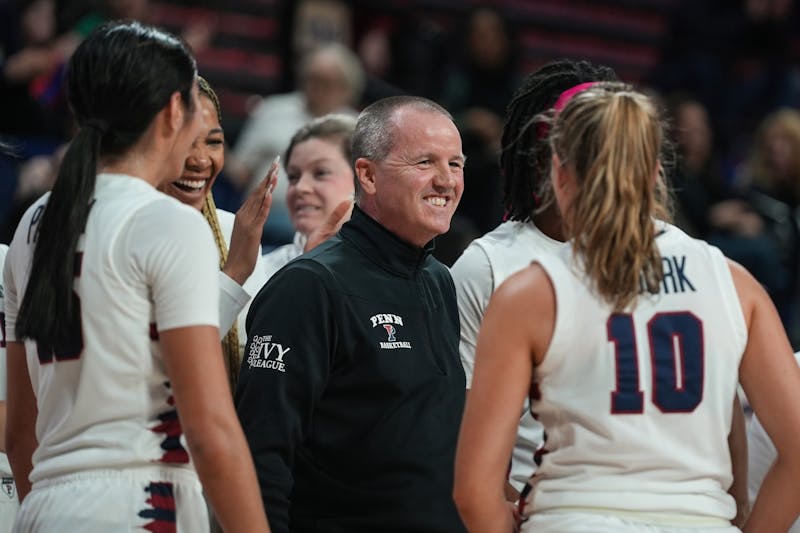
left=7, top=174, right=204, bottom=483
left=451, top=219, right=564, bottom=491
left=524, top=222, right=746, bottom=522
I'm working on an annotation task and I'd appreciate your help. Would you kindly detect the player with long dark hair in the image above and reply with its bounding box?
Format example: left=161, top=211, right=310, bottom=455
left=4, top=21, right=269, bottom=532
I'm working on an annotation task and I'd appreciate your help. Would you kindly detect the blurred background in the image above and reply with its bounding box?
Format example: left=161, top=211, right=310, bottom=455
left=2, top=0, right=800, bottom=343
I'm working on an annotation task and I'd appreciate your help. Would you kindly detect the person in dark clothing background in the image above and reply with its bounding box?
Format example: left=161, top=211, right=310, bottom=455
left=236, top=95, right=467, bottom=533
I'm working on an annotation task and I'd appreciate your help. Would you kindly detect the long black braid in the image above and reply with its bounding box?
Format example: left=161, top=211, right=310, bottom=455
left=500, top=59, right=618, bottom=222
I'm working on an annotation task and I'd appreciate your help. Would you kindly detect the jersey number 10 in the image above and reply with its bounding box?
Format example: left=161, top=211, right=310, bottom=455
left=607, top=311, right=703, bottom=414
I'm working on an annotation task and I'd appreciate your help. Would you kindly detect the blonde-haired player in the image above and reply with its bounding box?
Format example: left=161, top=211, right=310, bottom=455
left=454, top=82, right=800, bottom=532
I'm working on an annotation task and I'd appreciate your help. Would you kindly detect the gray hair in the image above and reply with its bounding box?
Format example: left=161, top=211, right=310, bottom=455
left=300, top=43, right=366, bottom=105
left=351, top=96, right=454, bottom=200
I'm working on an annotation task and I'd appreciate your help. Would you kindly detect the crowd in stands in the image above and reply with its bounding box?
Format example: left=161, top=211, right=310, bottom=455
left=2, top=0, right=800, bottom=342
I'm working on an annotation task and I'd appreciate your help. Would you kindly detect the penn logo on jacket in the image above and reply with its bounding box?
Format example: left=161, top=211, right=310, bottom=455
left=370, top=313, right=412, bottom=350
left=247, top=334, right=291, bottom=372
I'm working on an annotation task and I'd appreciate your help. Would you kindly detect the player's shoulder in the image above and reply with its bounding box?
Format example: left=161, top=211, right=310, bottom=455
left=452, top=222, right=520, bottom=272
left=659, top=222, right=731, bottom=276
left=6, top=192, right=51, bottom=253
left=657, top=220, right=713, bottom=250
left=17, top=191, right=51, bottom=231
left=118, top=194, right=213, bottom=273
left=134, top=193, right=206, bottom=234
left=477, top=220, right=561, bottom=256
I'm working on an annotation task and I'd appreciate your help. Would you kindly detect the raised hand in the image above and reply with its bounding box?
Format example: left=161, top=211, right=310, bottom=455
left=304, top=198, right=354, bottom=253
left=223, top=157, right=279, bottom=284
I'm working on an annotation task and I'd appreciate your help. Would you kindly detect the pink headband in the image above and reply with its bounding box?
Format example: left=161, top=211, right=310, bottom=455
left=536, top=81, right=600, bottom=141
left=552, top=81, right=599, bottom=113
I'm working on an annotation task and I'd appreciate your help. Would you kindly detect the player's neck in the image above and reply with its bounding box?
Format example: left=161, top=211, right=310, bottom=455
left=98, top=136, right=169, bottom=189
left=533, top=205, right=565, bottom=242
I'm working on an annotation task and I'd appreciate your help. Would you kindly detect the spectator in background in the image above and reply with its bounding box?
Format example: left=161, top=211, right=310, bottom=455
left=1, top=0, right=213, bottom=135
left=441, top=6, right=520, bottom=130
left=653, top=0, right=799, bottom=160
left=229, top=43, right=364, bottom=246
left=0, top=0, right=215, bottom=243
left=0, top=0, right=75, bottom=137
left=262, top=114, right=355, bottom=280
left=290, top=0, right=353, bottom=63
left=287, top=0, right=405, bottom=106
left=0, top=143, right=64, bottom=245
left=743, top=108, right=800, bottom=209
left=668, top=95, right=765, bottom=240
left=440, top=6, right=521, bottom=239
left=737, top=108, right=800, bottom=338
left=666, top=96, right=789, bottom=335
left=668, top=95, right=729, bottom=237
left=1, top=0, right=211, bottom=139
left=353, top=7, right=448, bottom=103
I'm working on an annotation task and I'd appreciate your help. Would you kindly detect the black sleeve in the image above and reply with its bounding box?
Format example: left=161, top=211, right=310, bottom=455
left=235, top=262, right=334, bottom=533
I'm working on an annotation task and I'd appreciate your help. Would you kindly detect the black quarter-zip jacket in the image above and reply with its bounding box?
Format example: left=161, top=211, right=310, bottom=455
left=235, top=206, right=467, bottom=533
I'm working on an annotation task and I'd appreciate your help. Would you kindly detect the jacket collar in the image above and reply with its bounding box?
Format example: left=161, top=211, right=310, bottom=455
left=340, top=206, right=434, bottom=278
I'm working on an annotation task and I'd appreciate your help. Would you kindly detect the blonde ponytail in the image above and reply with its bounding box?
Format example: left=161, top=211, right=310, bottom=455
left=550, top=83, right=670, bottom=311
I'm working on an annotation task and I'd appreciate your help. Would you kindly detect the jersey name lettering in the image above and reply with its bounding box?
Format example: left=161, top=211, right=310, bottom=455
left=660, top=255, right=695, bottom=294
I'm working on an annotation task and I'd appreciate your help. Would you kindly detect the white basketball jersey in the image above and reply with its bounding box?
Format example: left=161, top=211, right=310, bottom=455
left=523, top=222, right=746, bottom=521
left=0, top=243, right=12, bottom=479
left=452, top=220, right=563, bottom=491
left=215, top=208, right=267, bottom=350
left=3, top=173, right=219, bottom=484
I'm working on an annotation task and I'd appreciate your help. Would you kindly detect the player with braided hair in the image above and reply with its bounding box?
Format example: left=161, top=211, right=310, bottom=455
left=451, top=59, right=748, bottom=524
left=160, top=76, right=275, bottom=393
left=500, top=60, right=616, bottom=228
left=451, top=59, right=617, bottom=497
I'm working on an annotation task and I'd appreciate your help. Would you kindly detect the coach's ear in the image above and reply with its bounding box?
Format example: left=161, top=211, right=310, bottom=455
left=355, top=158, right=377, bottom=197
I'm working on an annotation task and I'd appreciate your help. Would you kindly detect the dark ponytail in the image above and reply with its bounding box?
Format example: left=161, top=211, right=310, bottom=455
left=16, top=21, right=197, bottom=348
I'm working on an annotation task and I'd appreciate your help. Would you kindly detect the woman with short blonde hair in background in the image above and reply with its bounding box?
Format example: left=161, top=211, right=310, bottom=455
left=262, top=114, right=356, bottom=279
